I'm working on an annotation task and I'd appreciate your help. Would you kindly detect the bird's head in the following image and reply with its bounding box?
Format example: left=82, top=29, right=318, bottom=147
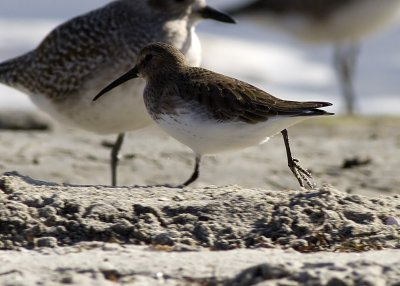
left=93, top=43, right=185, bottom=102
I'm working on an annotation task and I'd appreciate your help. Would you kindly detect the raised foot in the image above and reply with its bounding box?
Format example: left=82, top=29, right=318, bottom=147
left=289, top=158, right=316, bottom=189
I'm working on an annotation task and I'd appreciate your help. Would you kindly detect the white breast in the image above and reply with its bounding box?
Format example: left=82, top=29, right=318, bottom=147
left=184, top=28, right=202, bottom=67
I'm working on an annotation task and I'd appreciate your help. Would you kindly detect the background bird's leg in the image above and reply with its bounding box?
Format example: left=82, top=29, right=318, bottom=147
left=180, top=155, right=202, bottom=187
left=281, top=129, right=315, bottom=189
left=333, top=42, right=360, bottom=115
left=110, top=133, right=125, bottom=186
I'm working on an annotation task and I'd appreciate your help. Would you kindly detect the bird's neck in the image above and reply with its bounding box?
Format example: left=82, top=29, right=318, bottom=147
left=162, top=19, right=201, bottom=67
left=145, top=66, right=184, bottom=84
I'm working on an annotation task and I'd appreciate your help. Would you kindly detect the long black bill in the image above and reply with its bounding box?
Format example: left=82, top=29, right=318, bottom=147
left=93, top=66, right=139, bottom=101
left=200, top=6, right=236, bottom=24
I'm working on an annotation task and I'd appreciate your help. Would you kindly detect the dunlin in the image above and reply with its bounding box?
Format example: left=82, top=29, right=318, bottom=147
left=227, top=0, right=400, bottom=114
left=94, top=43, right=334, bottom=188
left=0, top=0, right=235, bottom=186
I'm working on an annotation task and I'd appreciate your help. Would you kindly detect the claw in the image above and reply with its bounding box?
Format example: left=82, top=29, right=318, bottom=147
left=289, top=158, right=316, bottom=189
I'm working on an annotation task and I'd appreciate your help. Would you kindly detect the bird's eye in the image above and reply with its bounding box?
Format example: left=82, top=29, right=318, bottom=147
left=144, top=54, right=153, bottom=64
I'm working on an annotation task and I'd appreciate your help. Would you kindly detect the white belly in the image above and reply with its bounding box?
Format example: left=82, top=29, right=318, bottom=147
left=156, top=111, right=308, bottom=155
left=28, top=78, right=153, bottom=134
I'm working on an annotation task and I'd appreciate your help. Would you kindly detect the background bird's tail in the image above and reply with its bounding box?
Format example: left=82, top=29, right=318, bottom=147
left=0, top=56, right=24, bottom=87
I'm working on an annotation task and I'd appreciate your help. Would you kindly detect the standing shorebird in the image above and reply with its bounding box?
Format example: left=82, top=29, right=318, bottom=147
left=0, top=0, right=235, bottom=186
left=94, top=43, right=333, bottom=188
left=227, top=0, right=400, bottom=114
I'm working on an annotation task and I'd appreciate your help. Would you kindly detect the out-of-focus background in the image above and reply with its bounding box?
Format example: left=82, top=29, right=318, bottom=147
left=0, top=0, right=399, bottom=114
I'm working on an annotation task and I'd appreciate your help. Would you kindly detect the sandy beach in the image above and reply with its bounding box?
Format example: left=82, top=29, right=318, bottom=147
left=0, top=0, right=399, bottom=283
left=1, top=111, right=399, bottom=195
left=0, top=111, right=399, bottom=285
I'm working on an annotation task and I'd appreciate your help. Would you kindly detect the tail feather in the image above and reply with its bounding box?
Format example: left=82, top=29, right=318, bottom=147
left=272, top=100, right=334, bottom=116
left=296, top=101, right=334, bottom=116
left=289, top=101, right=332, bottom=109
left=298, top=107, right=334, bottom=117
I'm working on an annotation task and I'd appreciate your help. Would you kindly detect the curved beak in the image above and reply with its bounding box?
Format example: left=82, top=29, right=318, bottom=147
left=199, top=6, right=236, bottom=24
left=93, top=66, right=139, bottom=101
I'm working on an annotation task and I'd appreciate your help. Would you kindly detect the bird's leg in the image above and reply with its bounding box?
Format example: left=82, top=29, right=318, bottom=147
left=281, top=129, right=315, bottom=189
left=110, top=133, right=125, bottom=186
left=179, top=155, right=202, bottom=187
left=333, top=42, right=360, bottom=115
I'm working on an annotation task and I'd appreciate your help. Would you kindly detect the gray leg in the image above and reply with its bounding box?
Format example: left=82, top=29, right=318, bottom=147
left=281, top=129, right=315, bottom=189
left=111, top=133, right=125, bottom=186
left=333, top=42, right=360, bottom=115
left=180, top=155, right=202, bottom=187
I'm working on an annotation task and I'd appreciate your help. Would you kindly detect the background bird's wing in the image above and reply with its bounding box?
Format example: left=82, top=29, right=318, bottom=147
left=228, top=0, right=354, bottom=19
left=177, top=68, right=332, bottom=124
left=2, top=1, right=147, bottom=98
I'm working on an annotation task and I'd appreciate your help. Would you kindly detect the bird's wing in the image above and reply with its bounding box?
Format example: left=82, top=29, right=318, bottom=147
left=177, top=68, right=332, bottom=124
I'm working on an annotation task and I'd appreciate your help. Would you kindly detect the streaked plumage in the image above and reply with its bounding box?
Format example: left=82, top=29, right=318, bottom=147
left=94, top=43, right=334, bottom=188
left=0, top=0, right=235, bottom=185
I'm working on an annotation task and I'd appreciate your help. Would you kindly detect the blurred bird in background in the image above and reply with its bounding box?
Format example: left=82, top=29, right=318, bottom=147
left=227, top=0, right=400, bottom=114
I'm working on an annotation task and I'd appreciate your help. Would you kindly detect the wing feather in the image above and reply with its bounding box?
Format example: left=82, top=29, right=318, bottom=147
left=177, top=68, right=332, bottom=124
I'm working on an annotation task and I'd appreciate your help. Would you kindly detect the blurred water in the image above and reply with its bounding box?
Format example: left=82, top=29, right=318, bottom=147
left=0, top=0, right=399, bottom=114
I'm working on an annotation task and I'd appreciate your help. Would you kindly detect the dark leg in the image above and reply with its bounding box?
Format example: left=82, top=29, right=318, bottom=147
left=111, top=133, right=125, bottom=186
left=333, top=42, right=360, bottom=115
left=281, top=129, right=315, bottom=189
left=179, top=155, right=202, bottom=187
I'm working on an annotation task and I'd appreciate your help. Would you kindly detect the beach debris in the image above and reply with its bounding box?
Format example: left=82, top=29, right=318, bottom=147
left=342, top=156, right=372, bottom=169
